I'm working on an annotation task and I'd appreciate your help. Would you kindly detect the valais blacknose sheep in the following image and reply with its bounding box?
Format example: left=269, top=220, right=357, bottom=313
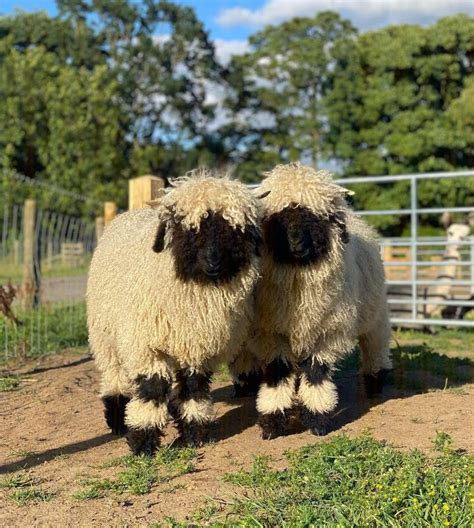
left=238, top=163, right=392, bottom=439
left=87, top=172, right=262, bottom=455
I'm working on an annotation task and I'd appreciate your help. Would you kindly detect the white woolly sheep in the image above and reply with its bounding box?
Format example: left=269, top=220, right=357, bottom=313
left=87, top=172, right=262, bottom=455
left=234, top=163, right=392, bottom=439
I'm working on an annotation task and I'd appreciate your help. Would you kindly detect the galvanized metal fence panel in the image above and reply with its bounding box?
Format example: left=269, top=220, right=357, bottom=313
left=0, top=202, right=95, bottom=363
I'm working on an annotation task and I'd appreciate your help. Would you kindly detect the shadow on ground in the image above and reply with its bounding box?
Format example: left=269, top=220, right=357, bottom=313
left=0, top=434, right=113, bottom=474
left=212, top=342, right=474, bottom=442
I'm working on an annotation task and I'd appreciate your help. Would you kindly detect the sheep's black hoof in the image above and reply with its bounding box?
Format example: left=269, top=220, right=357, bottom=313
left=258, top=412, right=288, bottom=440
left=126, top=427, right=161, bottom=456
left=364, top=369, right=391, bottom=398
left=178, top=420, right=209, bottom=447
left=102, top=395, right=130, bottom=436
left=233, top=370, right=262, bottom=398
left=300, top=408, right=331, bottom=436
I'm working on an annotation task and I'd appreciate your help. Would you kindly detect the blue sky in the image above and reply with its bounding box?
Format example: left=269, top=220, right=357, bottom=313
left=2, top=1, right=474, bottom=62
left=1, top=1, right=258, bottom=40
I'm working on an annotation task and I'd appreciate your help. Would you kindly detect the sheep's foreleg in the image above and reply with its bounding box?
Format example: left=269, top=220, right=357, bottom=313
left=257, top=358, right=295, bottom=439
left=174, top=369, right=213, bottom=446
left=297, top=357, right=338, bottom=436
left=125, top=373, right=171, bottom=456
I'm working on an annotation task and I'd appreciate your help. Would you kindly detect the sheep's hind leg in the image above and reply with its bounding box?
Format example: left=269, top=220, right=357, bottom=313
left=297, top=357, right=338, bottom=436
left=229, top=350, right=262, bottom=397
left=257, top=358, right=295, bottom=439
left=125, top=373, right=171, bottom=456
left=359, top=318, right=392, bottom=398
left=174, top=369, right=213, bottom=446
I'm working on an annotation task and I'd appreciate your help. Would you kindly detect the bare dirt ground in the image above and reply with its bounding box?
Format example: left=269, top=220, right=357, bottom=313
left=1, top=348, right=473, bottom=527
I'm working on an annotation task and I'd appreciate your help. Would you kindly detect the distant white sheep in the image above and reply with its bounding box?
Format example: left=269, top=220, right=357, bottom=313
left=236, top=163, right=392, bottom=439
left=87, top=172, right=262, bottom=454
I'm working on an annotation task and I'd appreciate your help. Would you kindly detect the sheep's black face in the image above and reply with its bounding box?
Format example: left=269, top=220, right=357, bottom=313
left=262, top=204, right=348, bottom=267
left=154, top=212, right=261, bottom=284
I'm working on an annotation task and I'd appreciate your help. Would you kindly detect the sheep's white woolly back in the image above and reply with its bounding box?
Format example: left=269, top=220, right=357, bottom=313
left=158, top=169, right=259, bottom=230
left=258, top=163, right=353, bottom=217
left=87, top=174, right=260, bottom=386
left=249, top=164, right=391, bottom=370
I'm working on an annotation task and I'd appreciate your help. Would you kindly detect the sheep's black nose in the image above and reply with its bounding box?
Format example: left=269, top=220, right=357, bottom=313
left=288, top=234, right=304, bottom=251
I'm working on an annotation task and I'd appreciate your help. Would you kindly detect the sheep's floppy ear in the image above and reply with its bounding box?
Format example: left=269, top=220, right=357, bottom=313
left=247, top=224, right=263, bottom=257
left=331, top=210, right=350, bottom=244
left=152, top=222, right=167, bottom=253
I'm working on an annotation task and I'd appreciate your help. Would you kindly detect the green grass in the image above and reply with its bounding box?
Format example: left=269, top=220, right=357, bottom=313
left=74, top=446, right=197, bottom=500
left=0, top=474, right=55, bottom=506
left=0, top=301, right=87, bottom=364
left=393, top=328, right=474, bottom=359
left=0, top=376, right=21, bottom=391
left=0, top=258, right=90, bottom=283
left=171, top=433, right=473, bottom=527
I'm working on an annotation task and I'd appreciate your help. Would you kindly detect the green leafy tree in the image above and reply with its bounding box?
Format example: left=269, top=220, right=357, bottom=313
left=225, top=11, right=357, bottom=181
left=325, top=15, right=474, bottom=233
left=0, top=46, right=128, bottom=215
left=58, top=0, right=223, bottom=177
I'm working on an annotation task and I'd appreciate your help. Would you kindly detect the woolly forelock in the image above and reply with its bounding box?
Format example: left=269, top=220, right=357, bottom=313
left=257, top=163, right=353, bottom=217
left=157, top=169, right=259, bottom=233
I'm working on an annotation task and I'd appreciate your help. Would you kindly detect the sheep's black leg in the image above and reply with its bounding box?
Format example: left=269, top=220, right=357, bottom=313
left=297, top=357, right=337, bottom=436
left=102, top=394, right=130, bottom=436
left=174, top=369, right=213, bottom=446
left=125, top=374, right=171, bottom=456
left=233, top=369, right=263, bottom=397
left=363, top=369, right=391, bottom=398
left=257, top=358, right=295, bottom=440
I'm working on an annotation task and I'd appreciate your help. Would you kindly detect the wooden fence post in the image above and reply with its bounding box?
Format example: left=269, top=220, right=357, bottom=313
left=129, top=175, right=165, bottom=210
left=22, top=199, right=40, bottom=309
left=95, top=217, right=104, bottom=242
left=104, top=202, right=117, bottom=226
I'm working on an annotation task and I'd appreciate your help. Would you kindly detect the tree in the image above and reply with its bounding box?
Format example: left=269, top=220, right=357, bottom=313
left=58, top=0, right=223, bottom=177
left=0, top=10, right=104, bottom=68
left=0, top=46, right=128, bottom=215
left=224, top=11, right=357, bottom=181
left=325, top=15, right=474, bottom=233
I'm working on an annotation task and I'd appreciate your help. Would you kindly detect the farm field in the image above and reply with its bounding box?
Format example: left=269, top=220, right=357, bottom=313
left=0, top=330, right=473, bottom=527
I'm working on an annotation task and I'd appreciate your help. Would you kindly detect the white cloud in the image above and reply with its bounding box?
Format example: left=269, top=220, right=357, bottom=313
left=214, top=38, right=250, bottom=65
left=216, top=0, right=474, bottom=30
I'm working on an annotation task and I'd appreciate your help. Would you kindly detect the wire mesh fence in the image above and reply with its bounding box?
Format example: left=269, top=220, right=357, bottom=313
left=0, top=200, right=97, bottom=363
left=340, top=171, right=474, bottom=328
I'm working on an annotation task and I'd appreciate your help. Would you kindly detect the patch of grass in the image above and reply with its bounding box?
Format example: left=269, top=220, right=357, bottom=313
left=0, top=376, right=21, bottom=391
left=393, top=328, right=474, bottom=359
left=0, top=258, right=91, bottom=283
left=0, top=473, right=54, bottom=506
left=73, top=479, right=113, bottom=500
left=9, top=448, right=36, bottom=458
left=202, top=433, right=474, bottom=527
left=0, top=473, right=35, bottom=489
left=8, top=486, right=55, bottom=506
left=75, top=447, right=198, bottom=500
left=0, top=301, right=87, bottom=364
